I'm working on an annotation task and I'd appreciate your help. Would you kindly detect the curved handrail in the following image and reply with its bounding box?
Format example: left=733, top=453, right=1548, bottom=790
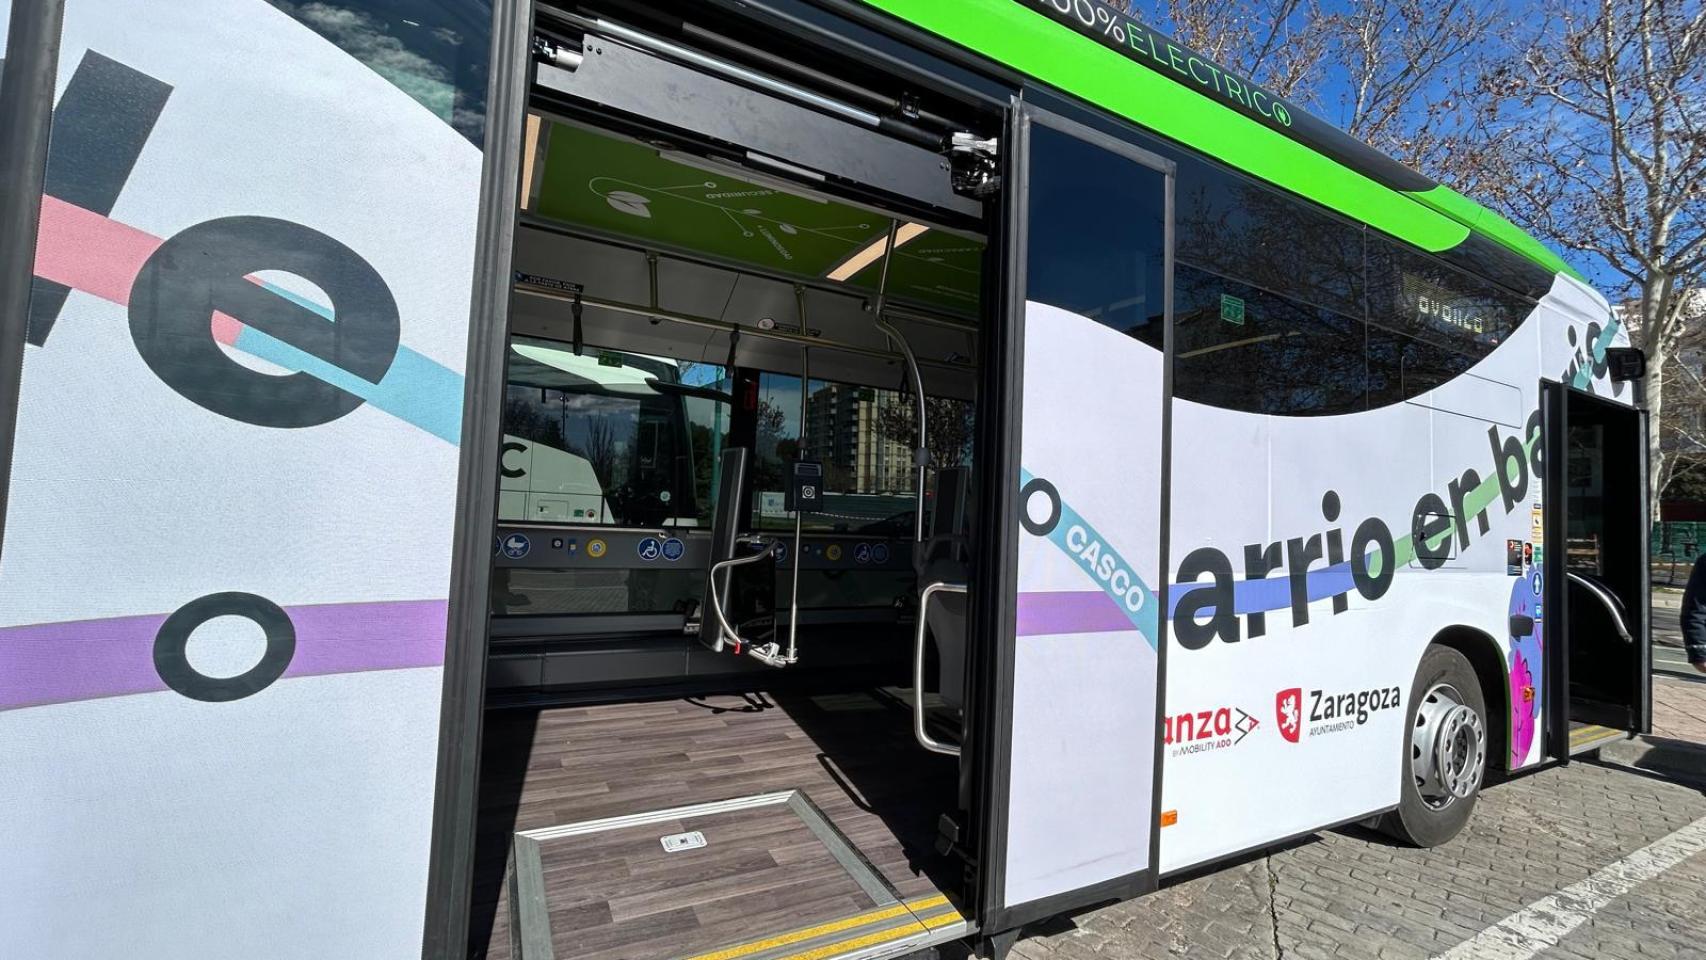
left=1566, top=571, right=1634, bottom=644
left=913, top=581, right=968, bottom=757
left=708, top=538, right=780, bottom=653
left=876, top=316, right=929, bottom=544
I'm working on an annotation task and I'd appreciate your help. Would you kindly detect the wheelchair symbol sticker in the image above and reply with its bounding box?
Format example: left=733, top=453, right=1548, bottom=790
left=500, top=534, right=530, bottom=559
left=774, top=541, right=788, bottom=563
left=853, top=543, right=872, bottom=564
left=662, top=538, right=685, bottom=561
left=637, top=537, right=662, bottom=561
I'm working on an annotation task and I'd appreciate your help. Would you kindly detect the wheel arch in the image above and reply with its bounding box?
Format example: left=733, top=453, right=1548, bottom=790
left=1428, top=625, right=1510, bottom=774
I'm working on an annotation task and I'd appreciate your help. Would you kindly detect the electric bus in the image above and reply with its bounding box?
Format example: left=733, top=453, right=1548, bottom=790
left=0, top=1, right=1651, bottom=959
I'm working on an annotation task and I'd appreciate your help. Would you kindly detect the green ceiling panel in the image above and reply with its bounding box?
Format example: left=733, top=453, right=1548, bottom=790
left=535, top=123, right=982, bottom=313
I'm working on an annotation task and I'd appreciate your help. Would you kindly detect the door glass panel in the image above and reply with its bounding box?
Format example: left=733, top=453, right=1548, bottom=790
left=1003, top=117, right=1165, bottom=906
left=1566, top=421, right=1608, bottom=576
left=499, top=337, right=729, bottom=528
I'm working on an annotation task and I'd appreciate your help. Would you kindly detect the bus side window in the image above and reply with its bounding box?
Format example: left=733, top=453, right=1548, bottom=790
left=1171, top=267, right=1368, bottom=416
left=498, top=337, right=728, bottom=527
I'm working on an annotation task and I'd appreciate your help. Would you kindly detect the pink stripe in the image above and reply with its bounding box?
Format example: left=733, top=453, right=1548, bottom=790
left=211, top=311, right=243, bottom=344
left=36, top=195, right=259, bottom=347
left=34, top=194, right=163, bottom=305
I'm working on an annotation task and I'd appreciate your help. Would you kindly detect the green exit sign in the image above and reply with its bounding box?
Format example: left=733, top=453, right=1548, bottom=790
left=1220, top=294, right=1246, bottom=325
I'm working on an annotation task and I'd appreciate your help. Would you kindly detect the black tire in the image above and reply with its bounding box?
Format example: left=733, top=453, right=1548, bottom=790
left=1379, top=645, right=1487, bottom=847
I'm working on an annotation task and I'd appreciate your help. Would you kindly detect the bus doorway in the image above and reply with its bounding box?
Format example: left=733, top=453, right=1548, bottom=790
left=1542, top=382, right=1650, bottom=757
left=466, top=7, right=998, bottom=959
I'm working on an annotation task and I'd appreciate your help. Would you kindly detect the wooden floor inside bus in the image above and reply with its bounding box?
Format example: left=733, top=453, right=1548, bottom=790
left=469, top=690, right=963, bottom=960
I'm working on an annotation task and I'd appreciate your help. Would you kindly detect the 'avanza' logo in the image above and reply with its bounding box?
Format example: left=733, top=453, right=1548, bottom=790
left=1166, top=705, right=1260, bottom=757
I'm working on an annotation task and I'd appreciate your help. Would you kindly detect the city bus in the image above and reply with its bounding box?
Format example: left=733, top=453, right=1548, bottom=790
left=0, top=1, right=1651, bottom=959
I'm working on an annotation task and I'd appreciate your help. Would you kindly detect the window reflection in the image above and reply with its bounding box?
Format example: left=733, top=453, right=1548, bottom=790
left=1366, top=327, right=1478, bottom=406
left=1368, top=237, right=1525, bottom=356
left=1093, top=121, right=1543, bottom=417
left=266, top=0, right=491, bottom=142
left=1024, top=124, right=1166, bottom=344
left=1174, top=155, right=1365, bottom=320
left=1174, top=267, right=1367, bottom=416
left=498, top=337, right=729, bottom=527
left=751, top=373, right=969, bottom=534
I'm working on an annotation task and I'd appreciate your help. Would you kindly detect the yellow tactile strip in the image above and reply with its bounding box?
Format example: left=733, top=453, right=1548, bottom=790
left=678, top=895, right=965, bottom=960
left=1570, top=723, right=1625, bottom=752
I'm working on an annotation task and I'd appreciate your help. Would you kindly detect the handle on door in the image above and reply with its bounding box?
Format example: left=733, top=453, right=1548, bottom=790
left=912, top=581, right=967, bottom=757
left=1566, top=571, right=1634, bottom=644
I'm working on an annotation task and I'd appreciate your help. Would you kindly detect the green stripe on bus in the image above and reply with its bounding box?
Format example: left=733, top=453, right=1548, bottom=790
left=1409, top=185, right=1584, bottom=282
left=859, top=0, right=1567, bottom=275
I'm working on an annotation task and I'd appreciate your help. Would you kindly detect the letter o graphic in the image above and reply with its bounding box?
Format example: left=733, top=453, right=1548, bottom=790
left=1350, top=517, right=1396, bottom=602
left=1020, top=477, right=1061, bottom=536
left=153, top=592, right=297, bottom=702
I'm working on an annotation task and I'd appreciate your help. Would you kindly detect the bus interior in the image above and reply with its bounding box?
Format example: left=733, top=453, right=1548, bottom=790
left=470, top=7, right=999, bottom=959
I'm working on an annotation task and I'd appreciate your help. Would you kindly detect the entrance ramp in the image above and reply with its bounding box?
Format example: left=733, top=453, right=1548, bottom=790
left=508, top=791, right=966, bottom=960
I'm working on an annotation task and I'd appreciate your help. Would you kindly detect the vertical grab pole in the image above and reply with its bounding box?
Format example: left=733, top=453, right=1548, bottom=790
left=789, top=287, right=809, bottom=664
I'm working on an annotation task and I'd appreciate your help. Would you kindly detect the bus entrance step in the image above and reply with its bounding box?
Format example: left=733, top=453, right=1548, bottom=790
left=677, top=894, right=965, bottom=960
left=1569, top=722, right=1629, bottom=755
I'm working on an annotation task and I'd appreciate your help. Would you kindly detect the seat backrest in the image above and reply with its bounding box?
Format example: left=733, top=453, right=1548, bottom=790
left=915, top=467, right=971, bottom=575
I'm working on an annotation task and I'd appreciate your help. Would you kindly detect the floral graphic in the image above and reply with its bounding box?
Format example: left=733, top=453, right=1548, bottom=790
left=1508, top=569, right=1544, bottom=766
left=1510, top=650, right=1536, bottom=763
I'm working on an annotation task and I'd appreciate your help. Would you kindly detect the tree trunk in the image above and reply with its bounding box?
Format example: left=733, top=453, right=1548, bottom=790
left=1638, top=272, right=1672, bottom=523
left=1648, top=336, right=1668, bottom=523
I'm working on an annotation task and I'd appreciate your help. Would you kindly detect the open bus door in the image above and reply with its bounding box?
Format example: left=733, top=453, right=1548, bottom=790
left=974, top=93, right=1172, bottom=941
left=1540, top=381, right=1651, bottom=760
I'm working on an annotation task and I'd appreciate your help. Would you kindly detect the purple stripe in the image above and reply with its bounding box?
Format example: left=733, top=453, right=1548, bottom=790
left=0, top=599, right=448, bottom=712
left=1016, top=591, right=1134, bottom=637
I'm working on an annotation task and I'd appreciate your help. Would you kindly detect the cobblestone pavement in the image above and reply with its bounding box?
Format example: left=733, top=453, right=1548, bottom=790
left=1000, top=671, right=1706, bottom=960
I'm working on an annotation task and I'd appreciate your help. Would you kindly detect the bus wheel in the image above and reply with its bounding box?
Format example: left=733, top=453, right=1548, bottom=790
left=1380, top=646, right=1487, bottom=847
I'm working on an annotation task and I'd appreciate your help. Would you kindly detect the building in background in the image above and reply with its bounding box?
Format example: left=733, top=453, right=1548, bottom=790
left=804, top=382, right=912, bottom=493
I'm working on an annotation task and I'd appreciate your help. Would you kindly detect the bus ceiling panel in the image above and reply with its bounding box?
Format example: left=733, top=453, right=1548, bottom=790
left=509, top=302, right=730, bottom=370
left=531, top=34, right=982, bottom=219
left=513, top=221, right=982, bottom=341
left=512, top=230, right=660, bottom=306
left=510, top=293, right=978, bottom=401
left=518, top=123, right=985, bottom=319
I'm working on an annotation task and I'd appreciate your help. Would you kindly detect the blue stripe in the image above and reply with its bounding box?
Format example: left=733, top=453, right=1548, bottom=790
left=1168, top=561, right=1357, bottom=618
left=1021, top=469, right=1159, bottom=647
left=228, top=281, right=465, bottom=444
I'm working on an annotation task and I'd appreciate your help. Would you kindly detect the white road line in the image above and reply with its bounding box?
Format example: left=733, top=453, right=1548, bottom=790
left=1432, top=816, right=1706, bottom=960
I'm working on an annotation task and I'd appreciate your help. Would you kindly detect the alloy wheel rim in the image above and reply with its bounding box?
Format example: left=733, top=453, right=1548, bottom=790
left=1411, top=682, right=1486, bottom=810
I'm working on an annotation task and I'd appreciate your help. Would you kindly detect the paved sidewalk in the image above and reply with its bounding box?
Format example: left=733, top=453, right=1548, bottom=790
left=1653, top=672, right=1706, bottom=743
left=994, top=673, right=1706, bottom=960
